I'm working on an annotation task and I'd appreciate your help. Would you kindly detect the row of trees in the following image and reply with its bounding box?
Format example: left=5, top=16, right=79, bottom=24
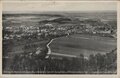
left=3, top=48, right=117, bottom=74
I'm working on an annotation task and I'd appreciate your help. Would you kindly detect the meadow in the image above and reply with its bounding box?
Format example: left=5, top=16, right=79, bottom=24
left=50, top=34, right=117, bottom=57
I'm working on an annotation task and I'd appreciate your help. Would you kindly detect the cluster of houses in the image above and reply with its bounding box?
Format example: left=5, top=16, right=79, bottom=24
left=3, top=19, right=117, bottom=40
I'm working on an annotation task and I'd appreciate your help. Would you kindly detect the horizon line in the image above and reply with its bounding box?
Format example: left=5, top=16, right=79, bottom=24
left=3, top=10, right=117, bottom=14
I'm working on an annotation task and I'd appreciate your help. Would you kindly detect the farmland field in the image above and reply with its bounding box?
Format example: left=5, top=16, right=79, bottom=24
left=50, top=34, right=117, bottom=57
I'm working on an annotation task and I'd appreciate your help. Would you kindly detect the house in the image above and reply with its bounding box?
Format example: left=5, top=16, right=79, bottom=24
left=35, top=47, right=42, bottom=55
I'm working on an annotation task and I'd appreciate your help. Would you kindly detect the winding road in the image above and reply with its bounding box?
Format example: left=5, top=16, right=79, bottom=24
left=45, top=36, right=79, bottom=58
left=45, top=39, right=54, bottom=58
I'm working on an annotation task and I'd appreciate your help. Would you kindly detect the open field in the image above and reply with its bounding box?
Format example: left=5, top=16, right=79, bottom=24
left=50, top=34, right=117, bottom=57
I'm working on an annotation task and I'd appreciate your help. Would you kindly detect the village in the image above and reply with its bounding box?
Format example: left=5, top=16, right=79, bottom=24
left=3, top=17, right=117, bottom=41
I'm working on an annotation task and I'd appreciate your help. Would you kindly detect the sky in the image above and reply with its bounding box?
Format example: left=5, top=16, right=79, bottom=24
left=2, top=1, right=117, bottom=13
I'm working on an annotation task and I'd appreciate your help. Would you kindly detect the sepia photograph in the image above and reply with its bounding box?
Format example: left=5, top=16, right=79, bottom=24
left=1, top=1, right=118, bottom=75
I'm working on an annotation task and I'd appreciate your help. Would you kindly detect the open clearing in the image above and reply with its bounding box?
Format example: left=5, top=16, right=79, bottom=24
left=50, top=34, right=117, bottom=57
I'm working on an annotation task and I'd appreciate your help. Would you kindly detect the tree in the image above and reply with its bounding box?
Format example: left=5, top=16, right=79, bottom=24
left=88, top=54, right=97, bottom=72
